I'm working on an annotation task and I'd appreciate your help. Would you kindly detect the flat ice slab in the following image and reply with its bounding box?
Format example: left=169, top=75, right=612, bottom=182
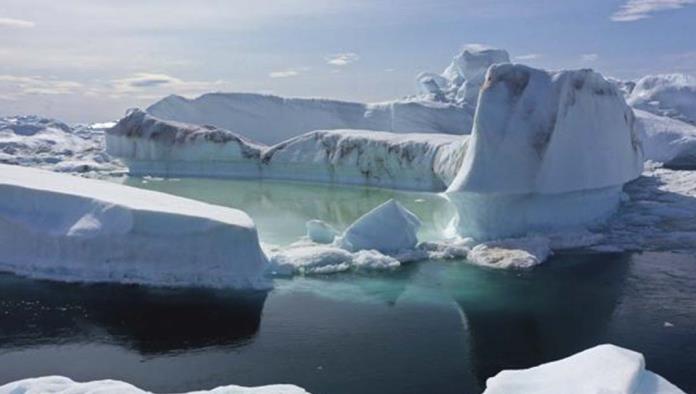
left=0, top=376, right=309, bottom=394
left=484, top=344, right=685, bottom=394
left=0, top=164, right=268, bottom=289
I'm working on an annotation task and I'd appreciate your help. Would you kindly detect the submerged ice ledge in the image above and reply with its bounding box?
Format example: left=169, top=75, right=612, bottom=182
left=0, top=164, right=269, bottom=289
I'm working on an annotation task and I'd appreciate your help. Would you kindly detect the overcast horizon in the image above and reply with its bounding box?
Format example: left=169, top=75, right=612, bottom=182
left=1, top=0, right=695, bottom=123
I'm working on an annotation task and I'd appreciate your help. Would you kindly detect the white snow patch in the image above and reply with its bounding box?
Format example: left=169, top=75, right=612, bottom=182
left=483, top=344, right=685, bottom=394
left=0, top=164, right=269, bottom=289
left=0, top=376, right=309, bottom=394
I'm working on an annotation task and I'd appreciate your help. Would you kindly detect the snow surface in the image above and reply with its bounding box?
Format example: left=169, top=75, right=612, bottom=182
left=0, top=115, right=121, bottom=174
left=146, top=92, right=471, bottom=145
left=107, top=110, right=466, bottom=191
left=446, top=64, right=643, bottom=239
left=628, top=73, right=696, bottom=126
left=0, top=164, right=269, bottom=289
left=483, top=344, right=685, bottom=394
left=636, top=109, right=696, bottom=168
left=0, top=376, right=309, bottom=394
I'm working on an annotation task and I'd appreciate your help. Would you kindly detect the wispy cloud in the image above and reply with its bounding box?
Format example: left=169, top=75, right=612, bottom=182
left=611, top=0, right=695, bottom=22
left=581, top=53, right=599, bottom=62
left=0, top=17, right=35, bottom=28
left=0, top=75, right=82, bottom=95
left=269, top=70, right=299, bottom=78
left=515, top=53, right=541, bottom=61
left=326, top=52, right=359, bottom=66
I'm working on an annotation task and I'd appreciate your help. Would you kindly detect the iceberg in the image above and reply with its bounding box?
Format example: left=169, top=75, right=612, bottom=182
left=106, top=110, right=467, bottom=191
left=636, top=109, right=696, bottom=169
left=305, top=219, right=338, bottom=244
left=340, top=199, right=421, bottom=253
left=0, top=164, right=268, bottom=289
left=0, top=376, right=310, bottom=394
left=483, top=344, right=685, bottom=394
left=628, top=73, right=696, bottom=126
left=0, top=115, right=121, bottom=174
left=146, top=92, right=471, bottom=145
left=446, top=64, right=643, bottom=239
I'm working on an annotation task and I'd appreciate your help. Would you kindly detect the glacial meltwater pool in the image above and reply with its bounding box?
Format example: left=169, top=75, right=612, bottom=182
left=1, top=177, right=695, bottom=393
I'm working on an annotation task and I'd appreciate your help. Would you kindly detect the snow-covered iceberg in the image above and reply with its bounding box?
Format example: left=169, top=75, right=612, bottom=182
left=628, top=73, right=696, bottom=126
left=340, top=199, right=421, bottom=253
left=0, top=376, right=309, bottom=394
left=483, top=344, right=685, bottom=394
left=636, top=109, right=696, bottom=168
left=146, top=92, right=471, bottom=145
left=446, top=64, right=643, bottom=239
left=107, top=110, right=467, bottom=191
left=0, top=115, right=121, bottom=174
left=0, top=164, right=268, bottom=289
left=418, top=47, right=511, bottom=106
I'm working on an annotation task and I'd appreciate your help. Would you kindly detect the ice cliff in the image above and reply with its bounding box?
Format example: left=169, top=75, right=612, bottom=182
left=446, top=64, right=644, bottom=239
left=0, top=164, right=268, bottom=289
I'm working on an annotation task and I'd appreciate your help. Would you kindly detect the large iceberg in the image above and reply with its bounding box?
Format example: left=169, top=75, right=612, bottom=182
left=0, top=376, right=309, bottom=394
left=0, top=164, right=268, bottom=289
left=446, top=64, right=643, bottom=239
left=483, top=344, right=685, bottom=394
left=106, top=110, right=467, bottom=191
left=628, top=73, right=696, bottom=126
left=146, top=92, right=471, bottom=144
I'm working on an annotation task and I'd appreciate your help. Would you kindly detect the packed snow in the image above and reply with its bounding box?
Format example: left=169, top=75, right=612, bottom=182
left=146, top=92, right=471, bottom=145
left=0, top=164, right=269, bottom=289
left=446, top=64, right=643, bottom=239
left=628, top=73, right=696, bottom=126
left=483, top=344, right=685, bottom=394
left=107, top=110, right=466, bottom=191
left=0, top=376, right=309, bottom=394
left=0, top=115, right=121, bottom=174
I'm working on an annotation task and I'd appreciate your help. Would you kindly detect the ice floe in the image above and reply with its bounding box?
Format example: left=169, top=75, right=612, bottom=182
left=0, top=164, right=268, bottom=289
left=0, top=376, right=310, bottom=394
left=483, top=344, right=685, bottom=394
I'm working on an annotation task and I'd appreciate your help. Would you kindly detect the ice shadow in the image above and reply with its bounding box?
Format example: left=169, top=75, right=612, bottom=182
left=0, top=273, right=267, bottom=355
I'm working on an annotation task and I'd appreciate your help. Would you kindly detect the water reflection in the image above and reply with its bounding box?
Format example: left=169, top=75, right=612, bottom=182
left=119, top=177, right=455, bottom=245
left=0, top=274, right=267, bottom=355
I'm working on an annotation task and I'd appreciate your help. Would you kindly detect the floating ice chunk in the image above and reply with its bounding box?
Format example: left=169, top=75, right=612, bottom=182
left=628, top=73, right=696, bottom=126
left=306, top=219, right=338, bottom=244
left=483, top=344, right=685, bottom=394
left=468, top=236, right=551, bottom=269
left=268, top=245, right=399, bottom=275
left=340, top=199, right=422, bottom=253
left=0, top=376, right=310, bottom=394
left=0, top=164, right=268, bottom=289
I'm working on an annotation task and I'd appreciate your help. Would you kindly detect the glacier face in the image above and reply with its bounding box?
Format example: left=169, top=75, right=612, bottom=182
left=446, top=64, right=643, bottom=239
left=0, top=164, right=269, bottom=289
left=107, top=110, right=467, bottom=191
left=146, top=92, right=472, bottom=145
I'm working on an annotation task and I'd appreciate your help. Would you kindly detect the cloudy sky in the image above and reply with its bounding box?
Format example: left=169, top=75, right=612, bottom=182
left=1, top=0, right=695, bottom=122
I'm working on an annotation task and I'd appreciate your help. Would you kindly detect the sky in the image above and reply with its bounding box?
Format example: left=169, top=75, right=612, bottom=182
left=1, top=0, right=695, bottom=122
